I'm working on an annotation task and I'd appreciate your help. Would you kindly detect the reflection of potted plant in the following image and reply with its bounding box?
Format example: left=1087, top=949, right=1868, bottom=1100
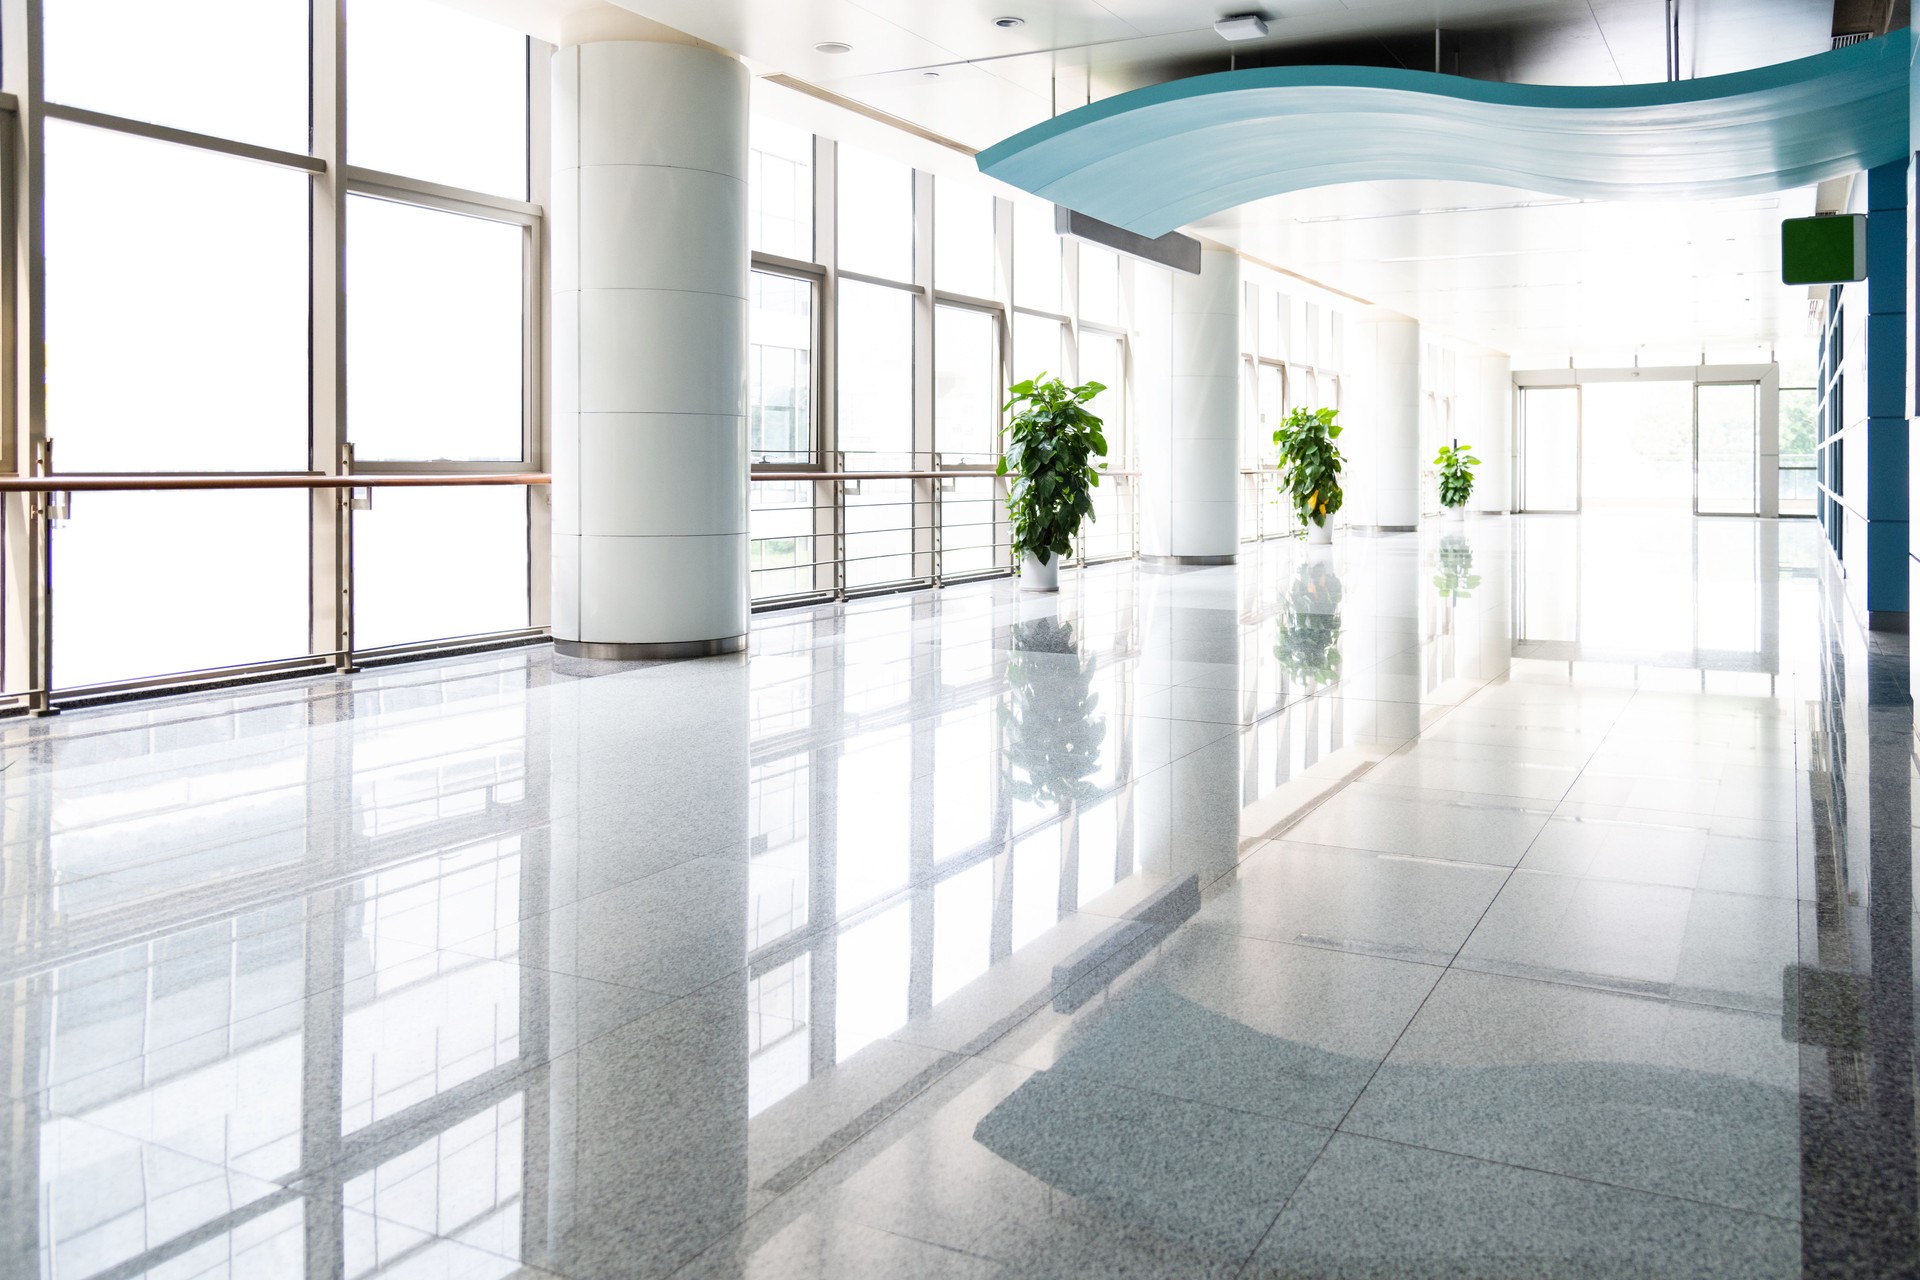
left=1274, top=407, right=1344, bottom=544
left=1434, top=534, right=1480, bottom=603
left=1273, top=562, right=1344, bottom=689
left=1434, top=439, right=1480, bottom=521
left=1003, top=617, right=1107, bottom=809
left=998, top=376, right=1108, bottom=593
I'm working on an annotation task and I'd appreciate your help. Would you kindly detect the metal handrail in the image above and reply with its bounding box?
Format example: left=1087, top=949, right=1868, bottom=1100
left=753, top=469, right=1139, bottom=482
left=0, top=472, right=549, bottom=491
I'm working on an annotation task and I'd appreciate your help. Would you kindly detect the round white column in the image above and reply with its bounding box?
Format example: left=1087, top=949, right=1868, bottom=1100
left=1355, top=316, right=1421, bottom=531
left=1145, top=247, right=1241, bottom=563
left=550, top=40, right=749, bottom=658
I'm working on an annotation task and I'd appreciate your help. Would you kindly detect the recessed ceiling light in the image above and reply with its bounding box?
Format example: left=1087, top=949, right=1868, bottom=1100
left=922, top=70, right=941, bottom=78
left=993, top=16, right=1025, bottom=28
left=814, top=40, right=853, bottom=54
left=1214, top=13, right=1269, bottom=41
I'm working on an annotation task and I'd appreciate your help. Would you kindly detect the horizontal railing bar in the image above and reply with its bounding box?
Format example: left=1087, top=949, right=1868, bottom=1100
left=753, top=470, right=1138, bottom=481
left=0, top=473, right=550, bottom=492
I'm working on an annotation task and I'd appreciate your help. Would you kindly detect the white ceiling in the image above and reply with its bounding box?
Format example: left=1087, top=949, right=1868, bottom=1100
left=454, top=0, right=1844, bottom=363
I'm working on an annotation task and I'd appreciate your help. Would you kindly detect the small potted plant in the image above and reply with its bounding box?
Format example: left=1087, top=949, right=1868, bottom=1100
left=998, top=375, right=1108, bottom=592
left=1434, top=439, right=1480, bottom=521
left=1274, top=407, right=1343, bottom=544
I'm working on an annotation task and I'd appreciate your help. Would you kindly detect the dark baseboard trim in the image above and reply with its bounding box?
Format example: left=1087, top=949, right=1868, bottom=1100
left=1140, top=553, right=1237, bottom=567
left=555, top=636, right=747, bottom=660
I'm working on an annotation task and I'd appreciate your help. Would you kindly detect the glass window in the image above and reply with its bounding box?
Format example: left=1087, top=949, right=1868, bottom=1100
left=1260, top=291, right=1289, bottom=361
left=348, top=0, right=529, bottom=198
left=44, top=121, right=308, bottom=472
left=936, top=180, right=996, bottom=298
left=933, top=861, right=993, bottom=1002
left=838, top=145, right=914, bottom=281
left=750, top=118, right=814, bottom=260
left=1079, top=244, right=1119, bottom=325
left=44, top=0, right=309, bottom=153
left=935, top=306, right=998, bottom=462
left=749, top=272, right=814, bottom=462
left=1013, top=201, right=1060, bottom=312
left=347, top=196, right=525, bottom=461
left=353, top=488, right=530, bottom=649
left=837, top=281, right=913, bottom=461
left=1013, top=314, right=1065, bottom=386
left=54, top=491, right=309, bottom=687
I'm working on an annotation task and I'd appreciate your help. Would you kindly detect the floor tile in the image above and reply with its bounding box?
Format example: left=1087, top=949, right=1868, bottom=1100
left=1341, top=969, right=1800, bottom=1218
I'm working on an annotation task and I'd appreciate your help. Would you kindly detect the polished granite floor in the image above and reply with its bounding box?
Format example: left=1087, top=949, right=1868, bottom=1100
left=0, top=512, right=1912, bottom=1278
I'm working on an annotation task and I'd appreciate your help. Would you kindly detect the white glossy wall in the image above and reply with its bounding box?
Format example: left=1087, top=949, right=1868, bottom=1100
left=550, top=41, right=749, bottom=651
left=1141, top=249, right=1241, bottom=560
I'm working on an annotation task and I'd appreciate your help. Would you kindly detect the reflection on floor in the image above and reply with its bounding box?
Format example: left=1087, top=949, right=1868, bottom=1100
left=1, top=512, right=1911, bottom=1278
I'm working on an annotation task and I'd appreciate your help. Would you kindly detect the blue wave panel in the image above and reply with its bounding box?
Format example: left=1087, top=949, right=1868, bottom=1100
left=976, top=33, right=1914, bottom=239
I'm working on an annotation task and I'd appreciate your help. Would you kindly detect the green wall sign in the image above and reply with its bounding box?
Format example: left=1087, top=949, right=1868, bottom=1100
left=1781, top=214, right=1866, bottom=285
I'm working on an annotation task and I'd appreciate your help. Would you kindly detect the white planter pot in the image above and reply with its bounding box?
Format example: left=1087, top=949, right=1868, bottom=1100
left=1444, top=505, right=1466, bottom=522
left=1306, top=522, right=1333, bottom=546
left=1020, top=551, right=1060, bottom=592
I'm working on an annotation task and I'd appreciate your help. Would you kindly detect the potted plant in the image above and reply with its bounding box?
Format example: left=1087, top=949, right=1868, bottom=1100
left=1274, top=407, right=1344, bottom=544
left=1273, top=561, right=1343, bottom=690
left=1434, top=440, right=1480, bottom=521
left=998, top=375, right=1108, bottom=592
left=1003, top=617, right=1107, bottom=810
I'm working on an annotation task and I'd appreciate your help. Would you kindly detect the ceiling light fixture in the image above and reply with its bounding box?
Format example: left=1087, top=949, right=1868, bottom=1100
left=922, top=70, right=941, bottom=78
left=1214, top=13, right=1269, bottom=41
left=814, top=40, right=853, bottom=53
left=993, top=16, right=1026, bottom=28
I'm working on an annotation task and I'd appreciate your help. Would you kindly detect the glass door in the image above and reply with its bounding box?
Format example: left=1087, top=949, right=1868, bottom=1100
left=1695, top=382, right=1758, bottom=515
left=1520, top=386, right=1580, bottom=511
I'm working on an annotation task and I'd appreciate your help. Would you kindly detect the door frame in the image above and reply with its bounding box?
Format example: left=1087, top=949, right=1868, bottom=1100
left=1513, top=364, right=1779, bottom=517
left=1693, top=379, right=1762, bottom=517
left=1517, top=383, right=1583, bottom=512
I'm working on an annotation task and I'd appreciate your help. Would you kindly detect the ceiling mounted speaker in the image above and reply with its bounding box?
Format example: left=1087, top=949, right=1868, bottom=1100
left=1214, top=13, right=1269, bottom=41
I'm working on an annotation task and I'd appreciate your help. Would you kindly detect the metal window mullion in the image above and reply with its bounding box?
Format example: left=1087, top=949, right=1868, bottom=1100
left=525, top=38, right=551, bottom=631
left=1, top=0, right=46, bottom=708
left=913, top=167, right=935, bottom=585
left=41, top=101, right=324, bottom=173
left=343, top=167, right=540, bottom=222
left=814, top=135, right=842, bottom=599
left=311, top=0, right=352, bottom=673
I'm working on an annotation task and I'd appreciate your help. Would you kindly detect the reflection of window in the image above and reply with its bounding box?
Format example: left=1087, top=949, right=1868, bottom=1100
left=749, top=272, right=814, bottom=460
left=836, top=904, right=911, bottom=1060
left=935, top=306, right=999, bottom=461
left=936, top=179, right=996, bottom=297
left=45, top=121, right=308, bottom=472
left=348, top=0, right=529, bottom=197
left=44, top=0, right=309, bottom=151
left=933, top=861, right=993, bottom=1001
left=838, top=281, right=914, bottom=459
left=347, top=196, right=525, bottom=461
left=750, top=117, right=813, bottom=259
left=838, top=144, right=914, bottom=281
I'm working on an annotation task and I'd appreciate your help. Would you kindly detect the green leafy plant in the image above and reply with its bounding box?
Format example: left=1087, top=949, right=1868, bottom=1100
left=1273, top=561, right=1344, bottom=688
left=1434, top=534, right=1481, bottom=602
left=1002, top=617, right=1107, bottom=809
left=997, top=375, right=1108, bottom=566
left=1273, top=407, right=1344, bottom=531
left=1434, top=441, right=1480, bottom=509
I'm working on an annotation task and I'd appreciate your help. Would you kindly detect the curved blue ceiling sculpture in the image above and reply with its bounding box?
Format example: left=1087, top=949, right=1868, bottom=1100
left=976, top=31, right=1914, bottom=238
